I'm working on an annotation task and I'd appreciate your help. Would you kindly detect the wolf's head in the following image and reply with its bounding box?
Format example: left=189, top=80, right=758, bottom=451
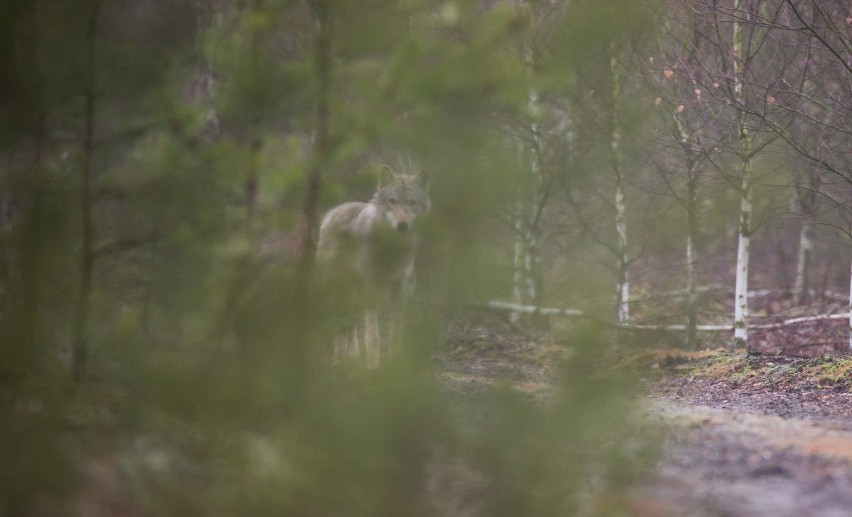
left=373, top=165, right=430, bottom=233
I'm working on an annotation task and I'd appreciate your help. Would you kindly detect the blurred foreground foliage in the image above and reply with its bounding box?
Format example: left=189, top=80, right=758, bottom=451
left=0, top=0, right=654, bottom=514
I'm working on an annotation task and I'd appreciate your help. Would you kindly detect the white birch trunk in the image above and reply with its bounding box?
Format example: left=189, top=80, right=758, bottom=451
left=511, top=44, right=544, bottom=322
left=510, top=183, right=542, bottom=319
left=674, top=111, right=700, bottom=347
left=848, top=258, right=852, bottom=350
left=733, top=173, right=752, bottom=347
left=686, top=232, right=695, bottom=309
left=526, top=85, right=542, bottom=308
left=793, top=222, right=812, bottom=306
left=611, top=43, right=629, bottom=323
left=732, top=0, right=752, bottom=348
left=615, top=182, right=629, bottom=323
left=686, top=228, right=698, bottom=346
left=524, top=230, right=539, bottom=304
left=511, top=200, right=525, bottom=324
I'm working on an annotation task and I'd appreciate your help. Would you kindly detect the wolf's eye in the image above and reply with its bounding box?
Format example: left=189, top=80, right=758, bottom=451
left=388, top=198, right=397, bottom=204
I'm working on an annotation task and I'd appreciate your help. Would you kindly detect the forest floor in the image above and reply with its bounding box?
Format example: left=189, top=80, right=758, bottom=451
left=440, top=311, right=852, bottom=517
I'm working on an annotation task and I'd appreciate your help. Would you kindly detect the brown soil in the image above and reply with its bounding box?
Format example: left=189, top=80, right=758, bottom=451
left=634, top=349, right=852, bottom=516
left=443, top=313, right=852, bottom=517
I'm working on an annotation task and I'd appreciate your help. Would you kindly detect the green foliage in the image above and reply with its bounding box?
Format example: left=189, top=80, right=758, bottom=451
left=0, top=0, right=655, bottom=514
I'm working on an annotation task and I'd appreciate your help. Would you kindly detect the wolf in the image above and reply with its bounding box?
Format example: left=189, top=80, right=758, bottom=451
left=317, top=165, right=430, bottom=367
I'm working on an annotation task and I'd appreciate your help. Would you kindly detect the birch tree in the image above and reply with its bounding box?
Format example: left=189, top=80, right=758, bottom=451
left=551, top=2, right=655, bottom=327
left=506, top=0, right=571, bottom=322
left=777, top=0, right=852, bottom=349
left=610, top=42, right=630, bottom=324
left=728, top=0, right=852, bottom=347
left=730, top=0, right=753, bottom=348
left=654, top=0, right=799, bottom=347
left=792, top=168, right=818, bottom=306
left=511, top=36, right=546, bottom=319
left=650, top=96, right=718, bottom=346
left=643, top=1, right=724, bottom=347
left=689, top=0, right=781, bottom=348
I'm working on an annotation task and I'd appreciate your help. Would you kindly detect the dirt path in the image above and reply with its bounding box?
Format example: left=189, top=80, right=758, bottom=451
left=638, top=402, right=852, bottom=517
left=444, top=316, right=852, bottom=515
left=635, top=350, right=852, bottom=516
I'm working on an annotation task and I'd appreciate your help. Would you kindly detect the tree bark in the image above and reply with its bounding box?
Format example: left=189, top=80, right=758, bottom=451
left=731, top=0, right=752, bottom=349
left=685, top=185, right=699, bottom=348
left=733, top=165, right=752, bottom=348
left=611, top=43, right=629, bottom=324
left=672, top=111, right=700, bottom=348
left=792, top=170, right=817, bottom=306
left=512, top=40, right=545, bottom=324
left=793, top=221, right=812, bottom=306
left=287, top=0, right=332, bottom=377
left=298, top=0, right=331, bottom=273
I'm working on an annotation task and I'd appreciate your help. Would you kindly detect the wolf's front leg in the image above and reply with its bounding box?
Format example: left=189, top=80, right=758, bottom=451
left=363, top=310, right=381, bottom=368
left=333, top=325, right=360, bottom=364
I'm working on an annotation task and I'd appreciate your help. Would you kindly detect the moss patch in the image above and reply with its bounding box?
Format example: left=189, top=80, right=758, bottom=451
left=626, top=348, right=852, bottom=393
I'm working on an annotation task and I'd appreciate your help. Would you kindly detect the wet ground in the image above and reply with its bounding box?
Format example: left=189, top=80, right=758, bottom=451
left=636, top=351, right=852, bottom=516
left=443, top=313, right=852, bottom=516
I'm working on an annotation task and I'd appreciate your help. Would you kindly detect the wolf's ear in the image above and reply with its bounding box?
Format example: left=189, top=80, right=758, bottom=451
left=379, top=164, right=395, bottom=186
left=413, top=169, right=429, bottom=189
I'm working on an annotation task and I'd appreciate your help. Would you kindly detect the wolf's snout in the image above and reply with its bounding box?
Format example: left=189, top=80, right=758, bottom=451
left=396, top=221, right=410, bottom=232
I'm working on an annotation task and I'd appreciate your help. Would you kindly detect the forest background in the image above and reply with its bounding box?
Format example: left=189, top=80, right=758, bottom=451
left=1, top=0, right=851, bottom=514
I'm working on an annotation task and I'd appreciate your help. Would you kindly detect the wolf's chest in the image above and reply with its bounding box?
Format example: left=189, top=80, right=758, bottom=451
left=356, top=228, right=415, bottom=271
